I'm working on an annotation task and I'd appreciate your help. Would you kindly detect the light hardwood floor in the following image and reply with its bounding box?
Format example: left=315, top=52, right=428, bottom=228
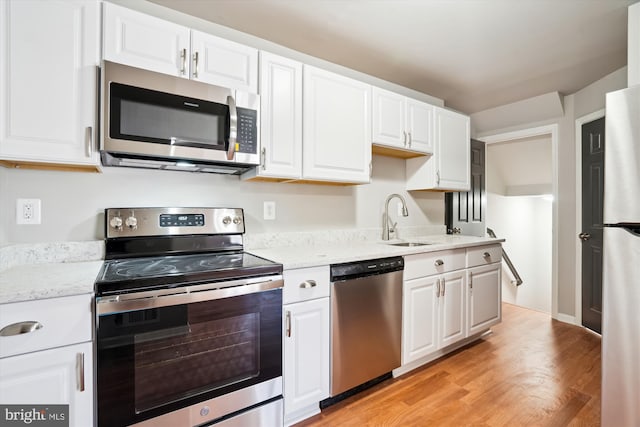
left=297, top=303, right=601, bottom=427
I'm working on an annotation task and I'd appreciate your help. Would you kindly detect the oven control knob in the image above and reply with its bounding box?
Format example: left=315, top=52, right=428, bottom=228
left=233, top=216, right=242, bottom=225
left=109, top=216, right=123, bottom=230
left=125, top=216, right=138, bottom=229
left=222, top=216, right=232, bottom=225
left=200, top=406, right=210, bottom=417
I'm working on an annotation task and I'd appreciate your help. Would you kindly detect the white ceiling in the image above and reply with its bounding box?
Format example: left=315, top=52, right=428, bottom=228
left=148, top=0, right=636, bottom=114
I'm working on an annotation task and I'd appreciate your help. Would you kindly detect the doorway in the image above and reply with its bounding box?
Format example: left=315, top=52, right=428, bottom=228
left=480, top=125, right=558, bottom=318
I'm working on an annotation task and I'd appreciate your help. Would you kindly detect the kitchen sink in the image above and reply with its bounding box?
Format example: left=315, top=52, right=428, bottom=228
left=387, top=242, right=431, bottom=247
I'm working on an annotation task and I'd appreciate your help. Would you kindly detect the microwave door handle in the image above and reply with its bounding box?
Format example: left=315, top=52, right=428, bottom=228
left=226, top=95, right=237, bottom=161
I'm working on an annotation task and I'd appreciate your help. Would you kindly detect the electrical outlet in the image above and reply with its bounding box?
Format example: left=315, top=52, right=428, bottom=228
left=16, top=199, right=41, bottom=225
left=263, top=201, right=276, bottom=220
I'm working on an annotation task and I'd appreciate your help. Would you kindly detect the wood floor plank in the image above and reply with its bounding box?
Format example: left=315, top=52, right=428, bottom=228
left=296, top=303, right=601, bottom=427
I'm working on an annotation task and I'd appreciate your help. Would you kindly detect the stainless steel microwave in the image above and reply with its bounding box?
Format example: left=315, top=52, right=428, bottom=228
left=100, top=61, right=260, bottom=174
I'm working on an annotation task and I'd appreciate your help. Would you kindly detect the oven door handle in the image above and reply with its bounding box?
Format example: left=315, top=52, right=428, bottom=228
left=96, top=275, right=283, bottom=315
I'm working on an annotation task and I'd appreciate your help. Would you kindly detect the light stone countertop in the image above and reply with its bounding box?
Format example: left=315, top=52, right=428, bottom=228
left=249, top=235, right=505, bottom=270
left=0, top=261, right=103, bottom=304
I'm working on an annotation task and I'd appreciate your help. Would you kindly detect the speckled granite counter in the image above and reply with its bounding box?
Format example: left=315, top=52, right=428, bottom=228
left=249, top=235, right=504, bottom=270
left=0, top=261, right=103, bottom=304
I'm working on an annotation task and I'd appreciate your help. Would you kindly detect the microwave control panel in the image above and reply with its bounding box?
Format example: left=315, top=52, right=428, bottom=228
left=236, top=107, right=258, bottom=154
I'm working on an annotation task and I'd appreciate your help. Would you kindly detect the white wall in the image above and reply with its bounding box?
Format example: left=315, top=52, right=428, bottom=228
left=472, top=66, right=627, bottom=320
left=0, top=155, right=444, bottom=245
left=488, top=194, right=552, bottom=313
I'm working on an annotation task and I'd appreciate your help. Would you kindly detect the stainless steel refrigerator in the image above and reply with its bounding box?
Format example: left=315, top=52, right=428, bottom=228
left=602, top=84, right=640, bottom=426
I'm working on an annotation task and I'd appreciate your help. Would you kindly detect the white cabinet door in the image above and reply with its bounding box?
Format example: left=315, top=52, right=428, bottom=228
left=372, top=87, right=405, bottom=148
left=283, top=298, right=330, bottom=418
left=103, top=2, right=190, bottom=78
left=0, top=0, right=100, bottom=167
left=433, top=107, right=470, bottom=190
left=406, top=98, right=434, bottom=154
left=467, top=263, right=502, bottom=336
left=402, top=275, right=439, bottom=364
left=438, top=270, right=467, bottom=348
left=303, top=66, right=372, bottom=183
left=252, top=51, right=302, bottom=179
left=0, top=341, right=93, bottom=427
left=191, top=30, right=258, bottom=93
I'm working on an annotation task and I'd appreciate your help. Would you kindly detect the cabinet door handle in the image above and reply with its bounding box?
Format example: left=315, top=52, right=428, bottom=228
left=0, top=321, right=43, bottom=337
left=436, top=279, right=441, bottom=298
left=299, top=280, right=317, bottom=289
left=434, top=259, right=444, bottom=267
left=193, top=51, right=199, bottom=78
left=76, top=352, right=85, bottom=392
left=408, top=132, right=412, bottom=147
left=436, top=170, right=441, bottom=185
left=403, top=131, right=408, bottom=146
left=261, top=147, right=266, bottom=170
left=441, top=278, right=446, bottom=297
left=285, top=311, right=291, bottom=337
left=85, top=126, right=92, bottom=158
left=180, top=48, right=187, bottom=75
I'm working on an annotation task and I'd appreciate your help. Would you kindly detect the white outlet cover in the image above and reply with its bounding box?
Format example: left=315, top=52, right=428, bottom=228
left=16, top=199, right=41, bottom=225
left=263, top=201, right=276, bottom=220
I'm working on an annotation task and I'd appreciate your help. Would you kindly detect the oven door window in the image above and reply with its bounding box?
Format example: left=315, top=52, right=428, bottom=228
left=97, top=289, right=281, bottom=427
left=110, top=82, right=229, bottom=150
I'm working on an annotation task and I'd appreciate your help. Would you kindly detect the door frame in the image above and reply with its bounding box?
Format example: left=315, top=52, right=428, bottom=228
left=479, top=124, right=559, bottom=320
left=574, top=109, right=605, bottom=329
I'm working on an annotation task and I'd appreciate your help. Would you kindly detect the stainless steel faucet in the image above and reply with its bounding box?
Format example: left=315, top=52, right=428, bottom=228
left=382, top=193, right=409, bottom=240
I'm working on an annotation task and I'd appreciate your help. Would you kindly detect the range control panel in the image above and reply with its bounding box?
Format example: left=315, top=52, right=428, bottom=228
left=105, top=207, right=244, bottom=238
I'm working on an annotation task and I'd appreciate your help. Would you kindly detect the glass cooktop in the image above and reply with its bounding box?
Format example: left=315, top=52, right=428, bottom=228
left=95, top=251, right=282, bottom=295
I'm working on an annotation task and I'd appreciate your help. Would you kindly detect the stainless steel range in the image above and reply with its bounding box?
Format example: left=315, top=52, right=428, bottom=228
left=94, top=207, right=283, bottom=427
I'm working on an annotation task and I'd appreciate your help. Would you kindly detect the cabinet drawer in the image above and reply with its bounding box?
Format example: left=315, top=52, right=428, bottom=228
left=283, top=266, right=330, bottom=304
left=0, top=294, right=92, bottom=358
left=404, top=249, right=465, bottom=280
left=467, top=244, right=502, bottom=268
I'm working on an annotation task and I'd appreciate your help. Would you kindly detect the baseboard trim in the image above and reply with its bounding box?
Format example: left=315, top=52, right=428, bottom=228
left=554, top=313, right=577, bottom=325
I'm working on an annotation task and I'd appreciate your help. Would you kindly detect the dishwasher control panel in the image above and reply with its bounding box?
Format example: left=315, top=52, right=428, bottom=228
left=330, top=256, right=404, bottom=281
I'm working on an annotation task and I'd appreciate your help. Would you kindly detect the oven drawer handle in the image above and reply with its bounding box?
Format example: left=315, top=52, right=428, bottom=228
left=96, top=276, right=283, bottom=315
left=0, top=321, right=43, bottom=337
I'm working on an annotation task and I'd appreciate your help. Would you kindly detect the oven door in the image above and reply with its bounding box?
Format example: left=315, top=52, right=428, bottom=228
left=96, top=278, right=283, bottom=427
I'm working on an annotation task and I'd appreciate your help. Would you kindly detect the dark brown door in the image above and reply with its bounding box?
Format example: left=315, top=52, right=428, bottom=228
left=446, top=139, right=486, bottom=237
left=581, top=117, right=605, bottom=334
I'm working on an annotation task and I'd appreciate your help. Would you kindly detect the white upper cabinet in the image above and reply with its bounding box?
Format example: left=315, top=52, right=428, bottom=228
left=190, top=30, right=258, bottom=92
left=303, top=65, right=372, bottom=184
left=103, top=2, right=190, bottom=78
left=244, top=51, right=302, bottom=180
left=0, top=0, right=100, bottom=169
left=372, top=87, right=434, bottom=156
left=103, top=3, right=258, bottom=92
left=406, top=107, right=470, bottom=191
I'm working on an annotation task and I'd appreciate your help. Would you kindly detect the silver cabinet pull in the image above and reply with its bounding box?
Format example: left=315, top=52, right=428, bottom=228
left=261, top=147, right=266, bottom=170
left=436, top=170, right=441, bottom=185
left=403, top=131, right=408, bottom=146
left=0, top=321, right=43, bottom=337
left=434, top=259, right=444, bottom=267
left=226, top=95, right=237, bottom=160
left=408, top=132, right=412, bottom=147
left=436, top=279, right=441, bottom=298
left=192, top=51, right=199, bottom=78
left=180, top=48, right=187, bottom=75
left=441, top=278, right=446, bottom=297
left=85, top=126, right=92, bottom=158
left=76, top=352, right=85, bottom=392
left=299, top=280, right=317, bottom=289
left=285, top=311, right=291, bottom=337
left=483, top=252, right=491, bottom=259
left=369, top=161, right=373, bottom=178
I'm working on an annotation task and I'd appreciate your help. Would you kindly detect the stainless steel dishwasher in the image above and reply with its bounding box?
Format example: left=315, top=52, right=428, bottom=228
left=329, top=256, right=404, bottom=397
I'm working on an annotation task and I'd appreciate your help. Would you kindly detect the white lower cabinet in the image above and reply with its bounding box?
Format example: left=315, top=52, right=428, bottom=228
left=467, top=263, right=502, bottom=336
left=0, top=341, right=93, bottom=427
left=282, top=266, right=330, bottom=426
left=402, top=268, right=466, bottom=365
left=0, top=294, right=93, bottom=427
